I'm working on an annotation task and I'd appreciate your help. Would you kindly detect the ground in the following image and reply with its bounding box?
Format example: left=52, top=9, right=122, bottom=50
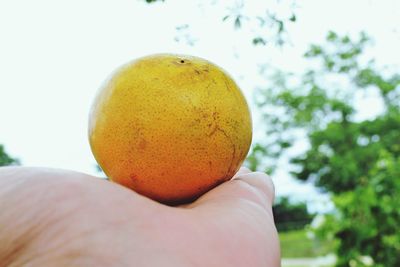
left=279, top=229, right=336, bottom=267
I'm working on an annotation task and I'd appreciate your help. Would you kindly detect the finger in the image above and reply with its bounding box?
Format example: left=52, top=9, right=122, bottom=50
left=177, top=167, right=252, bottom=209
left=189, top=171, right=275, bottom=211
left=233, top=171, right=275, bottom=205
left=233, top=166, right=252, bottom=178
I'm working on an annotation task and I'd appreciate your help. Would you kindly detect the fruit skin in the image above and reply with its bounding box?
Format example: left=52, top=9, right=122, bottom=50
left=89, top=54, right=252, bottom=204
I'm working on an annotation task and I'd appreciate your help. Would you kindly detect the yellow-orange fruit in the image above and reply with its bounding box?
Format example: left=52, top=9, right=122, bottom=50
left=89, top=54, right=252, bottom=204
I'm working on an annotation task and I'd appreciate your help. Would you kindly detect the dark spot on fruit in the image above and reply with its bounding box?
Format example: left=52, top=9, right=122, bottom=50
left=212, top=111, right=220, bottom=120
left=180, top=60, right=185, bottom=63
left=138, top=139, right=147, bottom=150
left=207, top=124, right=218, bottom=137
left=195, top=69, right=200, bottom=74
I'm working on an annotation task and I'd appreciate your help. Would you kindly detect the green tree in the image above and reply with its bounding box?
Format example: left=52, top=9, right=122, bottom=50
left=0, top=145, right=19, bottom=166
left=273, top=197, right=314, bottom=232
left=255, top=32, right=400, bottom=266
left=319, top=151, right=400, bottom=267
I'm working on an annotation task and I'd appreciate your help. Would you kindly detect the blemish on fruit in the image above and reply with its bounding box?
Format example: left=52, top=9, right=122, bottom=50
left=138, top=139, right=147, bottom=150
left=130, top=174, right=137, bottom=182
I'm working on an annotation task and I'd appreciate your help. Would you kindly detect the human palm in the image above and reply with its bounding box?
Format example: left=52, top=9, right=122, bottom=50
left=0, top=167, right=280, bottom=267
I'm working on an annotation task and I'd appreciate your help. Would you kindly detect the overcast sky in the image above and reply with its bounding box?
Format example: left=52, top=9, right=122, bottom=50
left=0, top=0, right=399, bottom=211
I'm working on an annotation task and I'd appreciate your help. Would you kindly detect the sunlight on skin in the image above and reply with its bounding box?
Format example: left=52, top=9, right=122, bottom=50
left=0, top=167, right=280, bottom=267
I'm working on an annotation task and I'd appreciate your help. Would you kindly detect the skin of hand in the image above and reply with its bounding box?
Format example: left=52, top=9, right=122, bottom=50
left=0, top=166, right=280, bottom=267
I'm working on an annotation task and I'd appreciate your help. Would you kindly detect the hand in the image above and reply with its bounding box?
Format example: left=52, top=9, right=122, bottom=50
left=0, top=167, right=280, bottom=267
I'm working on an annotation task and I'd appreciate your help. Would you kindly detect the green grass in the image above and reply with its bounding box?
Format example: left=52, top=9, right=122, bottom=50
left=279, top=229, right=335, bottom=258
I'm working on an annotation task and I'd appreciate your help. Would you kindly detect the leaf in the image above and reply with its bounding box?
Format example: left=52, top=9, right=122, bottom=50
left=327, top=31, right=338, bottom=41
left=222, top=15, right=230, bottom=21
left=277, top=20, right=284, bottom=33
left=256, top=16, right=265, bottom=26
left=304, top=45, right=323, bottom=57
left=252, top=37, right=267, bottom=46
left=175, top=24, right=189, bottom=30
left=234, top=16, right=241, bottom=29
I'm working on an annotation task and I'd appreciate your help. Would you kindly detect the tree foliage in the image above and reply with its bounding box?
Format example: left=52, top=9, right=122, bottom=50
left=0, top=145, right=19, bottom=166
left=273, top=197, right=314, bottom=232
left=319, top=151, right=400, bottom=267
left=144, top=0, right=297, bottom=47
left=255, top=32, right=400, bottom=266
left=145, top=0, right=164, bottom=3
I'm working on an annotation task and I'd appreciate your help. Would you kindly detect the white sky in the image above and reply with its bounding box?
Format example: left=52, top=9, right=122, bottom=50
left=0, top=0, right=399, bottom=210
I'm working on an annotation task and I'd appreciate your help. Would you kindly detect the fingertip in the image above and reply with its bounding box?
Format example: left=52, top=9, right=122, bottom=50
left=233, top=171, right=275, bottom=205
left=188, top=170, right=276, bottom=212
left=233, top=166, right=252, bottom=178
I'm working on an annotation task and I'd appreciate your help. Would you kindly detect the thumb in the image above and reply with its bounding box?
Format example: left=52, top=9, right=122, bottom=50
left=188, top=167, right=275, bottom=211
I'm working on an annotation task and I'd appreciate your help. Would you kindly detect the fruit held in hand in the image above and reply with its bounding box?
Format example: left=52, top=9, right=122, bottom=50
left=89, top=54, right=252, bottom=204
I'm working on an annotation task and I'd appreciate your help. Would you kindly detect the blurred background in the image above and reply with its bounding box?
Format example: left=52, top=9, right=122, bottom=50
left=0, top=0, right=399, bottom=266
